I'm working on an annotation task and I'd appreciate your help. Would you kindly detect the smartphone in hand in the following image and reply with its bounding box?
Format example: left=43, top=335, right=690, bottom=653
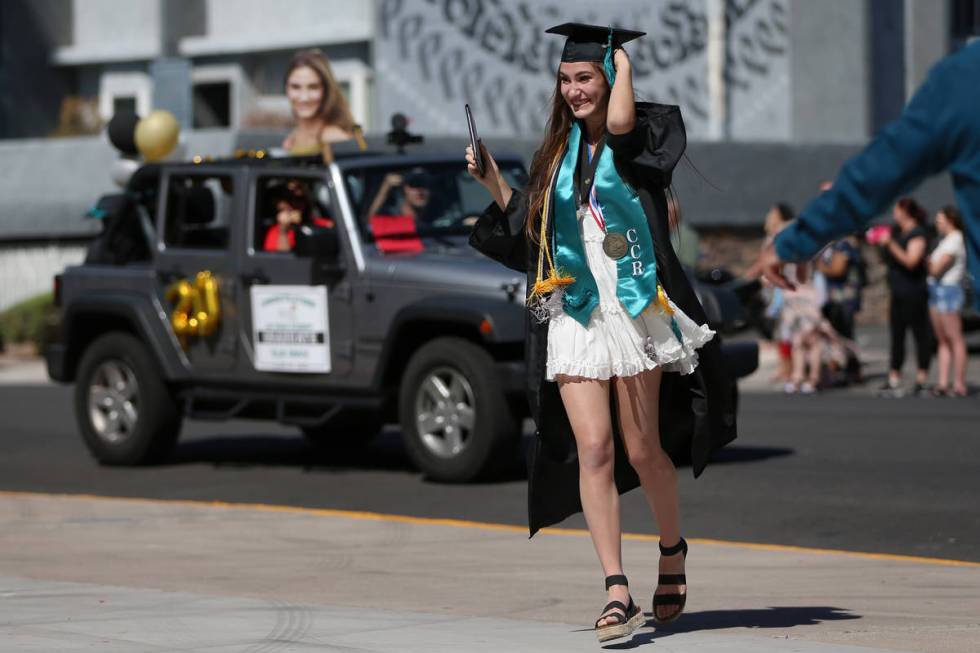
left=465, top=104, right=485, bottom=177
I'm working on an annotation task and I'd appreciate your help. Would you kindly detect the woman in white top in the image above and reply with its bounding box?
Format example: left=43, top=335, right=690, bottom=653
left=927, top=205, right=969, bottom=396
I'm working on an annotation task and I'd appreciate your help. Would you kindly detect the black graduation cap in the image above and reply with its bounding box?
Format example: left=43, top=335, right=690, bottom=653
left=546, top=23, right=645, bottom=63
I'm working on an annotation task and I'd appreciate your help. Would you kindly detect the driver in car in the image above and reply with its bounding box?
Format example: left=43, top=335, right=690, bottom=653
left=366, top=167, right=436, bottom=254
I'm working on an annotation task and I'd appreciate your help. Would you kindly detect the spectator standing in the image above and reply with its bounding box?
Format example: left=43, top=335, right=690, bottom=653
left=817, top=235, right=864, bottom=383
left=878, top=198, right=932, bottom=395
left=780, top=265, right=827, bottom=394
left=927, top=205, right=969, bottom=396
left=762, top=204, right=796, bottom=383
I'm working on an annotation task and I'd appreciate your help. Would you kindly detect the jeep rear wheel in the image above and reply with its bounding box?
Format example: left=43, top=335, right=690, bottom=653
left=399, top=337, right=517, bottom=482
left=74, top=332, right=181, bottom=465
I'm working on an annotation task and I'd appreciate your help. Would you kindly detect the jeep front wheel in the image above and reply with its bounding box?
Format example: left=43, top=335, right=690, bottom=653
left=398, top=337, right=517, bottom=482
left=74, top=332, right=182, bottom=465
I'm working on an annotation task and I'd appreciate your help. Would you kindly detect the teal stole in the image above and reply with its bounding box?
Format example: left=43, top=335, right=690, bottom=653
left=553, top=121, right=681, bottom=340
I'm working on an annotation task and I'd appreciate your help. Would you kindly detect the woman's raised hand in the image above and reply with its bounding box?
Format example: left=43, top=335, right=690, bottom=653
left=466, top=142, right=500, bottom=191
left=466, top=141, right=513, bottom=210
left=613, top=47, right=630, bottom=71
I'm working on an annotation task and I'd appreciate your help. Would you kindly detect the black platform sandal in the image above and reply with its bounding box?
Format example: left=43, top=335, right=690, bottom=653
left=652, top=537, right=688, bottom=624
left=595, top=574, right=645, bottom=643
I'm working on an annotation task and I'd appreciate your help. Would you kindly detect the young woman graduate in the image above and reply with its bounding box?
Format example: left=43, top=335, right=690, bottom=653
left=466, top=23, right=737, bottom=643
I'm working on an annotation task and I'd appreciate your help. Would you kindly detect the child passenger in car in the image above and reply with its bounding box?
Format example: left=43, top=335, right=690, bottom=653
left=263, top=180, right=333, bottom=253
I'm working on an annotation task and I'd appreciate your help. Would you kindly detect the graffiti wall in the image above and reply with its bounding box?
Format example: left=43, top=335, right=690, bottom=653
left=375, top=0, right=789, bottom=141
left=726, top=0, right=790, bottom=140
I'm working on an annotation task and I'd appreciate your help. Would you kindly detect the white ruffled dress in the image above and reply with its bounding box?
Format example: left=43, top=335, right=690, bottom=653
left=545, top=207, right=715, bottom=381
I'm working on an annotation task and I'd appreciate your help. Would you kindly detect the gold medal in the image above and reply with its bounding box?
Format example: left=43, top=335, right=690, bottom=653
left=602, top=232, right=629, bottom=259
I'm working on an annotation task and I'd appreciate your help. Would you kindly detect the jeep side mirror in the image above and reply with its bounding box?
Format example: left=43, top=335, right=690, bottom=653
left=294, top=225, right=340, bottom=260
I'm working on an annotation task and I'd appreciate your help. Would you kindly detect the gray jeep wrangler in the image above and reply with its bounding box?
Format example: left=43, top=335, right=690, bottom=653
left=47, top=143, right=756, bottom=482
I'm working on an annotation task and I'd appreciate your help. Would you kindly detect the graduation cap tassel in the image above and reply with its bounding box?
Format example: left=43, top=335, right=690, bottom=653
left=603, top=26, right=617, bottom=86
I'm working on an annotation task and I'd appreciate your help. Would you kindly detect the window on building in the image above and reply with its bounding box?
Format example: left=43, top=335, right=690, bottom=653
left=193, top=82, right=231, bottom=128
left=163, top=174, right=233, bottom=250
left=113, top=96, right=137, bottom=116
left=952, top=0, right=980, bottom=39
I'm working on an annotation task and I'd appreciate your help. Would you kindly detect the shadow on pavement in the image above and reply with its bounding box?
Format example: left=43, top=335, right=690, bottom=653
left=707, top=445, right=794, bottom=464
left=603, top=606, right=860, bottom=648
left=169, top=430, right=416, bottom=474
left=168, top=429, right=531, bottom=483
left=169, top=430, right=792, bottom=481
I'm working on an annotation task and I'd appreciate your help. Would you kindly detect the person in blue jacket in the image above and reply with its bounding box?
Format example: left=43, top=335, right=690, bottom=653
left=750, top=39, right=980, bottom=309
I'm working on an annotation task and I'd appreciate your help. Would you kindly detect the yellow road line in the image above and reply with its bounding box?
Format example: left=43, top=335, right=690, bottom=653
left=3, top=489, right=979, bottom=569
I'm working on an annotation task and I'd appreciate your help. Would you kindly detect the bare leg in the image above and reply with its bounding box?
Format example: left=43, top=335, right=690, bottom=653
left=614, top=368, right=677, bottom=542
left=613, top=368, right=686, bottom=621
left=942, top=313, right=969, bottom=395
left=930, top=308, right=950, bottom=390
left=790, top=332, right=807, bottom=387
left=775, top=343, right=792, bottom=382
left=806, top=332, right=823, bottom=387
left=556, top=375, right=625, bottom=627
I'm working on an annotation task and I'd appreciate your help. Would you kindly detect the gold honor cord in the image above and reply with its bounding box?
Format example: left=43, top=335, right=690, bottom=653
left=165, top=271, right=221, bottom=349
left=528, top=149, right=576, bottom=306
left=656, top=284, right=675, bottom=316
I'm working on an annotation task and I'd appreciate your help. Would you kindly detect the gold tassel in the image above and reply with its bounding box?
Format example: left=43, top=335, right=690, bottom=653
left=656, top=284, right=675, bottom=316
left=531, top=269, right=575, bottom=297
left=528, top=148, right=575, bottom=307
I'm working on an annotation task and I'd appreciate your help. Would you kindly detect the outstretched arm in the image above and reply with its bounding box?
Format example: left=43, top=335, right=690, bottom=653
left=750, top=57, right=961, bottom=289
left=774, top=70, right=952, bottom=264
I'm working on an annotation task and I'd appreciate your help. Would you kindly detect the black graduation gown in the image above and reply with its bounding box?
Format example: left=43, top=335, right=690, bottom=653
left=469, top=103, right=737, bottom=537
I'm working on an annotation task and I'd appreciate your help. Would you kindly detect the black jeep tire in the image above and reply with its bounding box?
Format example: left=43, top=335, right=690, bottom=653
left=301, top=409, right=384, bottom=449
left=74, top=332, right=181, bottom=465
left=398, top=337, right=517, bottom=482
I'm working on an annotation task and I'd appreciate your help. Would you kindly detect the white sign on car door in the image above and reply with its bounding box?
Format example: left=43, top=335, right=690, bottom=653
left=250, top=285, right=330, bottom=373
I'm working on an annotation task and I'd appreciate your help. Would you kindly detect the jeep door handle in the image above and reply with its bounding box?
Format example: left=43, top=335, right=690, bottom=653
left=240, top=270, right=270, bottom=285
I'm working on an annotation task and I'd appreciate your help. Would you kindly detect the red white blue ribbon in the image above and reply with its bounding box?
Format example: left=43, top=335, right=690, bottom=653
left=588, top=185, right=606, bottom=232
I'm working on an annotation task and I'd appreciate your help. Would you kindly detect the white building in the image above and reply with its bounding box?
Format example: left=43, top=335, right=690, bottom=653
left=49, top=0, right=374, bottom=131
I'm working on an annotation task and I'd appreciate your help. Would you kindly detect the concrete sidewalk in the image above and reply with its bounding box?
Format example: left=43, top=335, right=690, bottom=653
left=0, top=355, right=47, bottom=385
left=2, top=492, right=978, bottom=652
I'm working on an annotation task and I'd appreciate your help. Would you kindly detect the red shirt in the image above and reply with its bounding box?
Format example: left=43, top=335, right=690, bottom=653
left=263, top=216, right=335, bottom=252
left=369, top=214, right=423, bottom=254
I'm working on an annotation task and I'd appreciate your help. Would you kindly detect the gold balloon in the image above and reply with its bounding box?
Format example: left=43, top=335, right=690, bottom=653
left=164, top=271, right=221, bottom=349
left=135, top=110, right=180, bottom=162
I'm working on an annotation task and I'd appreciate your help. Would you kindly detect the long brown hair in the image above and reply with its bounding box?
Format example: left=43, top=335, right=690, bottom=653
left=940, top=204, right=964, bottom=232
left=284, top=49, right=356, bottom=134
left=525, top=63, right=680, bottom=242
left=896, top=197, right=927, bottom=225
left=525, top=72, right=578, bottom=242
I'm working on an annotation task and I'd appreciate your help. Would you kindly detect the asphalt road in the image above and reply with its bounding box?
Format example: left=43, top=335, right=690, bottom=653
left=2, top=384, right=979, bottom=562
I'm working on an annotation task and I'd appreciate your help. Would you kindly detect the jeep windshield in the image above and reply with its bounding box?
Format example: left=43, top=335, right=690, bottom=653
left=342, top=161, right=528, bottom=248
